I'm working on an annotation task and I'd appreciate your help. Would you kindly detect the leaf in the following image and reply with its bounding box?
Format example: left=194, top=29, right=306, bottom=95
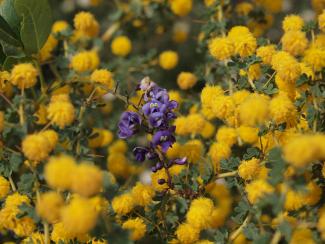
left=14, top=0, right=53, bottom=54
left=0, top=0, right=21, bottom=35
left=0, top=44, right=5, bottom=64
left=0, top=15, right=21, bottom=46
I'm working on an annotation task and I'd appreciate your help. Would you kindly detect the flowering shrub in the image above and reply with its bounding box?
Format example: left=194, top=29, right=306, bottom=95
left=0, top=0, right=325, bottom=243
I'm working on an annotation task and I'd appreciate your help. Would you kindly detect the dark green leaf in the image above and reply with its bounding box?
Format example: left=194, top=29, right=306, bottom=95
left=0, top=0, right=21, bottom=35
left=14, top=0, right=53, bottom=54
left=0, top=15, right=21, bottom=46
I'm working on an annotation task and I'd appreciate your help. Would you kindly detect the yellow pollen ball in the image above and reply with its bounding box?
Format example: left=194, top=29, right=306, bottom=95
left=111, top=36, right=132, bottom=57
left=169, top=0, right=193, bottom=17
left=131, top=182, right=155, bottom=207
left=44, top=155, right=77, bottom=190
left=175, top=223, right=200, bottom=244
left=208, top=37, right=234, bottom=61
left=73, top=11, right=99, bottom=37
left=159, top=50, right=179, bottom=70
left=111, top=193, right=135, bottom=216
left=10, top=63, right=38, bottom=89
left=36, top=191, right=64, bottom=224
left=71, top=51, right=100, bottom=73
left=71, top=163, right=103, bottom=197
left=47, top=99, right=75, bottom=129
left=177, top=72, right=197, bottom=90
left=122, top=218, right=146, bottom=241
left=0, top=176, right=10, bottom=199
left=61, top=197, right=98, bottom=236
left=22, top=133, right=51, bottom=162
left=282, top=15, right=304, bottom=32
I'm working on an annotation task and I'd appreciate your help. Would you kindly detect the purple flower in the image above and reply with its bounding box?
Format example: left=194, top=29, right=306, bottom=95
left=118, top=111, right=141, bottom=139
left=133, top=147, right=148, bottom=162
left=152, top=126, right=176, bottom=152
left=138, top=77, right=156, bottom=91
left=173, top=157, right=187, bottom=165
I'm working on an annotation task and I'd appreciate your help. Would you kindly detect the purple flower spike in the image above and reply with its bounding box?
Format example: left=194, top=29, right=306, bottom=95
left=152, top=126, right=176, bottom=152
left=118, top=111, right=141, bottom=139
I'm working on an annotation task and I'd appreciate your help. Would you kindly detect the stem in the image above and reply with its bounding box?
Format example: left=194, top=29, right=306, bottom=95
left=44, top=221, right=50, bottom=244
left=263, top=71, right=276, bottom=88
left=270, top=230, right=282, bottom=244
left=0, top=92, right=16, bottom=110
left=35, top=61, right=46, bottom=94
left=19, top=87, right=25, bottom=126
left=216, top=170, right=237, bottom=179
left=101, top=22, right=120, bottom=42
left=230, top=213, right=252, bottom=241
left=8, top=175, right=17, bottom=191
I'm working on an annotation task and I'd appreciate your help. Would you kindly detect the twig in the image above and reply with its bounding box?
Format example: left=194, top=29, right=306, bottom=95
left=230, top=213, right=252, bottom=241
left=216, top=170, right=237, bottom=179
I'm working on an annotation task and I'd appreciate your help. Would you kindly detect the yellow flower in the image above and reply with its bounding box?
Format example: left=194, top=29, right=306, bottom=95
left=175, top=223, right=200, bottom=244
left=290, top=228, right=315, bottom=244
left=282, top=15, right=304, bottom=32
left=91, top=69, right=115, bottom=91
left=211, top=95, right=235, bottom=121
left=255, top=0, right=282, bottom=13
left=186, top=113, right=206, bottom=135
left=52, top=20, right=69, bottom=34
left=238, top=158, right=260, bottom=181
left=186, top=197, right=214, bottom=230
left=237, top=126, right=259, bottom=144
left=271, top=51, right=301, bottom=83
left=169, top=90, right=182, bottom=105
left=256, top=44, right=277, bottom=65
left=40, top=129, right=58, bottom=150
left=208, top=37, right=234, bottom=61
left=0, top=176, right=10, bottom=199
left=108, top=140, right=128, bottom=154
left=238, top=93, right=270, bottom=126
left=122, top=218, right=146, bottom=241
left=270, top=93, right=296, bottom=125
left=169, top=0, right=192, bottom=17
left=107, top=153, right=131, bottom=178
left=71, top=51, right=100, bottom=73
left=61, top=197, right=99, bottom=236
left=216, top=126, right=237, bottom=147
left=36, top=191, right=64, bottom=224
left=174, top=116, right=188, bottom=136
left=51, top=222, right=74, bottom=243
left=73, top=11, right=99, bottom=37
left=228, top=26, right=257, bottom=57
left=303, top=47, right=325, bottom=72
left=235, top=2, right=253, bottom=15
left=167, top=142, right=181, bottom=159
left=208, top=142, right=231, bottom=170
left=283, top=134, right=325, bottom=168
left=22, top=133, right=51, bottom=162
left=47, top=98, right=75, bottom=129
left=0, top=70, right=10, bottom=92
left=200, top=121, right=215, bottom=139
left=245, top=179, right=274, bottom=204
left=131, top=182, right=155, bottom=207
left=10, top=63, right=38, bottom=89
left=89, top=128, right=114, bottom=148
left=177, top=72, right=197, bottom=90
left=111, top=36, right=132, bottom=57
left=159, top=50, right=179, bottom=70
left=71, top=163, right=103, bottom=197
left=281, top=31, right=308, bottom=56
left=111, top=193, right=135, bottom=215
left=248, top=63, right=261, bottom=81
left=44, top=155, right=77, bottom=190
left=22, top=232, right=45, bottom=244
left=180, top=139, right=204, bottom=163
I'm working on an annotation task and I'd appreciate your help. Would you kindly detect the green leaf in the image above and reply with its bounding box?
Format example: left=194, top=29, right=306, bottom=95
left=0, top=0, right=21, bottom=35
left=0, top=15, right=21, bottom=46
left=14, top=0, right=53, bottom=55
left=0, top=43, right=5, bottom=64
